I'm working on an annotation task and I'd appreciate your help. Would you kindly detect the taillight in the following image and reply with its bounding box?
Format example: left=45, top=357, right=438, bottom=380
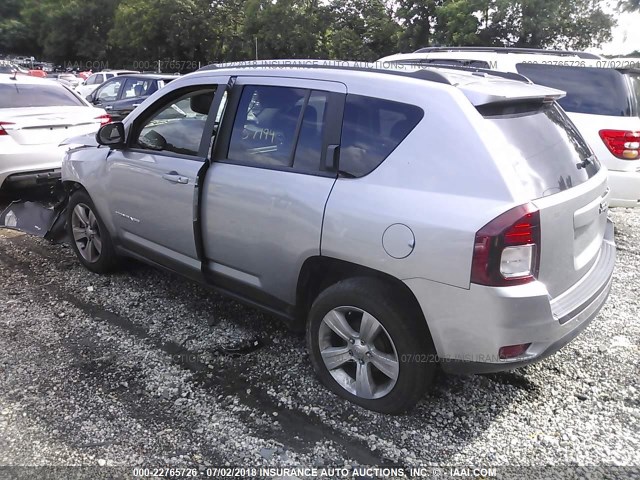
left=599, top=129, right=640, bottom=160
left=471, top=203, right=541, bottom=287
left=0, top=122, right=15, bottom=136
left=95, top=114, right=112, bottom=126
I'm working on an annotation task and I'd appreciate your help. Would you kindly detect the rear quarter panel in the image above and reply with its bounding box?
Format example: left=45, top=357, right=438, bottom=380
left=321, top=81, right=521, bottom=289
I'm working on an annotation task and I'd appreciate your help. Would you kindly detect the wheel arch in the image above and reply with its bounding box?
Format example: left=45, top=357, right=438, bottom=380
left=295, top=256, right=432, bottom=339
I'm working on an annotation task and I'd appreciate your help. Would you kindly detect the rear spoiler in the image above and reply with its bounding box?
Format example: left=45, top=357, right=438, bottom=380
left=456, top=78, right=566, bottom=107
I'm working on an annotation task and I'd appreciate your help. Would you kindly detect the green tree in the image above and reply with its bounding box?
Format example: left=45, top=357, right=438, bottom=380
left=0, top=0, right=37, bottom=55
left=243, top=0, right=330, bottom=60
left=478, top=0, right=615, bottom=50
left=619, top=0, right=639, bottom=11
left=327, top=0, right=401, bottom=60
left=109, top=0, right=214, bottom=69
left=433, top=0, right=484, bottom=46
left=396, top=0, right=440, bottom=51
left=20, top=0, right=121, bottom=66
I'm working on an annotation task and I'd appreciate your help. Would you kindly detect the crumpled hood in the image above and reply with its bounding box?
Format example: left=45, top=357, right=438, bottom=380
left=59, top=132, right=98, bottom=149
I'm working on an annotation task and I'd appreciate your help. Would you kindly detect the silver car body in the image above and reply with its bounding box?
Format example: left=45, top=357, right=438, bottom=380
left=62, top=63, right=615, bottom=372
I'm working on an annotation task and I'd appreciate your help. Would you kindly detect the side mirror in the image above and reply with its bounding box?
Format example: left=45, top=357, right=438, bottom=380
left=96, top=122, right=125, bottom=148
left=86, top=93, right=95, bottom=103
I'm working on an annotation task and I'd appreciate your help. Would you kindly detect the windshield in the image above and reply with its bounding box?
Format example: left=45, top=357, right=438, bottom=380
left=515, top=64, right=635, bottom=117
left=481, top=101, right=600, bottom=199
left=0, top=83, right=84, bottom=108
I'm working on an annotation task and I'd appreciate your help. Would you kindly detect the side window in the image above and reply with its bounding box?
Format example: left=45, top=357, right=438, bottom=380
left=96, top=78, right=123, bottom=102
left=339, top=95, right=424, bottom=177
left=292, top=91, right=328, bottom=171
left=85, top=74, right=97, bottom=85
left=132, top=88, right=215, bottom=157
left=95, top=74, right=104, bottom=84
left=227, top=85, right=307, bottom=167
left=123, top=78, right=151, bottom=98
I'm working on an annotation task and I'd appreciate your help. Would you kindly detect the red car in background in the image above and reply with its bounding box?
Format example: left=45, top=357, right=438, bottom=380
left=0, top=62, right=46, bottom=78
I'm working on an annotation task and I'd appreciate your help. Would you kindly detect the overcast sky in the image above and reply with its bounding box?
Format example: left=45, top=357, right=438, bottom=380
left=588, top=5, right=640, bottom=56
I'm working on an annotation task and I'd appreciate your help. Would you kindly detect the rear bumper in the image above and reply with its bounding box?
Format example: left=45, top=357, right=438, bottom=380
left=608, top=169, right=640, bottom=208
left=405, top=220, right=616, bottom=374
left=0, top=145, right=68, bottom=190
left=2, top=169, right=61, bottom=189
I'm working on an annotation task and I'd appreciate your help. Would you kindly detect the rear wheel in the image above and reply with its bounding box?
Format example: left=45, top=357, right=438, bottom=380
left=67, top=190, right=119, bottom=273
left=307, top=277, right=436, bottom=413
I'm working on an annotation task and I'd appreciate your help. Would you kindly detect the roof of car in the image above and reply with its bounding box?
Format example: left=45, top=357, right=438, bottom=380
left=0, top=74, right=61, bottom=85
left=112, top=73, right=180, bottom=80
left=193, top=59, right=564, bottom=107
left=412, top=46, right=601, bottom=59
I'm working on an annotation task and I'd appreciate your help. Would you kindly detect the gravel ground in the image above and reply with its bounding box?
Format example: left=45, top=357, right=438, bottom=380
left=0, top=198, right=638, bottom=478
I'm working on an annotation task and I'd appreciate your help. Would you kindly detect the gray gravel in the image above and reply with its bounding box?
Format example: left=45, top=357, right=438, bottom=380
left=0, top=204, right=639, bottom=476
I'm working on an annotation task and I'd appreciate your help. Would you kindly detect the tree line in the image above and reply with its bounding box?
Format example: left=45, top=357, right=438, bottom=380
left=0, top=0, right=636, bottom=72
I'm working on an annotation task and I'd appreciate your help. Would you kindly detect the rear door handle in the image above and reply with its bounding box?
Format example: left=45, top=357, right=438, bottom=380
left=162, top=172, right=189, bottom=184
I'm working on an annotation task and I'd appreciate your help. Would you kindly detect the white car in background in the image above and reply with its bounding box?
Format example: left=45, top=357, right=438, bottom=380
left=0, top=74, right=109, bottom=191
left=75, top=70, right=137, bottom=99
left=379, top=47, right=640, bottom=207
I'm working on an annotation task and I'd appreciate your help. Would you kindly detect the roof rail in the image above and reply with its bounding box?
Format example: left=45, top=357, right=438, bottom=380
left=413, top=46, right=600, bottom=60
left=197, top=60, right=452, bottom=85
left=409, top=62, right=531, bottom=83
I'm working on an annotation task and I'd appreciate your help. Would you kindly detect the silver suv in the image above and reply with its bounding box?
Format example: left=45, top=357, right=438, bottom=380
left=61, top=62, right=616, bottom=413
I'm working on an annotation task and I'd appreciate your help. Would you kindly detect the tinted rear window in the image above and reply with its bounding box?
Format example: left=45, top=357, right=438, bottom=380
left=340, top=95, right=423, bottom=177
left=515, top=63, right=634, bottom=116
left=0, top=83, right=84, bottom=108
left=481, top=102, right=600, bottom=198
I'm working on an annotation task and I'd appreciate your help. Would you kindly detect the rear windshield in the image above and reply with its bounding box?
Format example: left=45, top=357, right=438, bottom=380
left=515, top=63, right=635, bottom=116
left=0, top=83, right=84, bottom=108
left=481, top=101, right=600, bottom=198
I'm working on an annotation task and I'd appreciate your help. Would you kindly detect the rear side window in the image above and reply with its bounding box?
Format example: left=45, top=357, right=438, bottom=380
left=122, top=78, right=152, bottom=98
left=515, top=63, right=634, bottom=117
left=228, top=85, right=307, bottom=168
left=339, top=95, right=423, bottom=177
left=481, top=102, right=600, bottom=198
left=0, top=83, right=84, bottom=108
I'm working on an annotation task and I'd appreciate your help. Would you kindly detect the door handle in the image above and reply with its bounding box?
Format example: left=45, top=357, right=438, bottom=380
left=104, top=105, right=113, bottom=110
left=132, top=103, right=141, bottom=107
left=162, top=173, right=189, bottom=184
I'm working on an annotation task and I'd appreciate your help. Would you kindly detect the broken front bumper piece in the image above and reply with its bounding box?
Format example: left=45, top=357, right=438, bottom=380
left=0, top=200, right=68, bottom=242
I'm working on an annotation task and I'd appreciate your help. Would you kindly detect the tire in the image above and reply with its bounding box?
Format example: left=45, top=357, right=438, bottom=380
left=307, top=277, right=436, bottom=413
left=66, top=189, right=120, bottom=273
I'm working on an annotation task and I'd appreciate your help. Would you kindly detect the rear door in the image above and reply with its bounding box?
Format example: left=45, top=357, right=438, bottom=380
left=104, top=78, right=229, bottom=278
left=109, top=77, right=155, bottom=119
left=202, top=77, right=345, bottom=306
left=92, top=77, right=125, bottom=115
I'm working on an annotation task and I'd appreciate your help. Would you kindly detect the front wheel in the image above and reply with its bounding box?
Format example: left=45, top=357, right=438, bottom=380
left=67, top=189, right=120, bottom=273
left=307, top=277, right=436, bottom=413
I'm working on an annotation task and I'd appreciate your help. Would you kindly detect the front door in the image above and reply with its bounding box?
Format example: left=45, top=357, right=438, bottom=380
left=201, top=77, right=346, bottom=308
left=105, top=79, right=229, bottom=277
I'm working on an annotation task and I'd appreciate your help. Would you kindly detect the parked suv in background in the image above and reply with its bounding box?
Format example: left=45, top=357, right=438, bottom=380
left=75, top=70, right=137, bottom=98
left=61, top=61, right=615, bottom=412
left=379, top=47, right=640, bottom=208
left=84, top=73, right=178, bottom=122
